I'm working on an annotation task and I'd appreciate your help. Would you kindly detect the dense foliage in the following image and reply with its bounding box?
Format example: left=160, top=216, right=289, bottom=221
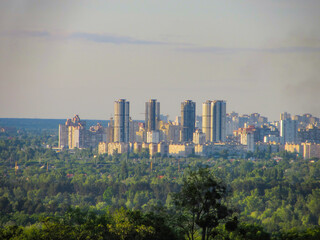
left=0, top=131, right=320, bottom=239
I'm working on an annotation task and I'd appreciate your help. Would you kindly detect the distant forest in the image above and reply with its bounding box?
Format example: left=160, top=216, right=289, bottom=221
left=0, top=127, right=319, bottom=239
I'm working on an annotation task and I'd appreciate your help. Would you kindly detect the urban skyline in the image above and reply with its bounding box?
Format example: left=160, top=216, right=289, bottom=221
left=57, top=96, right=320, bottom=159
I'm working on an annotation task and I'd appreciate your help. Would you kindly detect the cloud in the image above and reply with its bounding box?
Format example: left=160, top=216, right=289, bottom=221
left=2, top=29, right=194, bottom=46
left=69, top=32, right=168, bottom=45
left=1, top=30, right=171, bottom=45
left=178, top=46, right=320, bottom=54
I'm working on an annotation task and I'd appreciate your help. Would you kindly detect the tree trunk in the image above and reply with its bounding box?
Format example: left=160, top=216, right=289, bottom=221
left=202, top=227, right=206, bottom=240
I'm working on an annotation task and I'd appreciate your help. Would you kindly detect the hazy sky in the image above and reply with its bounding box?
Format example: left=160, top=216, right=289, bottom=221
left=0, top=0, right=319, bottom=121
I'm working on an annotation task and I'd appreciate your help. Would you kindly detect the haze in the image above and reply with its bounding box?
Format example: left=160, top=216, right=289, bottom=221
left=0, top=0, right=319, bottom=121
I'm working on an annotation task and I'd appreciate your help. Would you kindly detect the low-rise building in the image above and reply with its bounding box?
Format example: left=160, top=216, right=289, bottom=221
left=285, top=143, right=302, bottom=155
left=193, top=129, right=206, bottom=145
left=98, top=142, right=108, bottom=155
left=107, top=142, right=129, bottom=155
left=301, top=142, right=320, bottom=159
left=168, top=143, right=194, bottom=157
left=147, top=130, right=160, bottom=143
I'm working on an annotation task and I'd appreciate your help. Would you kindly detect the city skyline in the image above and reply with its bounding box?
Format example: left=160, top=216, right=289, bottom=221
left=0, top=1, right=319, bottom=121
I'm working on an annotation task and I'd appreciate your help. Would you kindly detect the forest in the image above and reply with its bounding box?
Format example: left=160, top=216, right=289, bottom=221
left=0, top=130, right=319, bottom=239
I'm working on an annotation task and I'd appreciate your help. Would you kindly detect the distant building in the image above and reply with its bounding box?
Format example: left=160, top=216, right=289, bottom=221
left=174, top=116, right=181, bottom=125
left=168, top=143, right=194, bottom=157
left=292, top=114, right=320, bottom=128
left=147, top=130, right=160, bottom=143
left=160, top=114, right=168, bottom=123
left=106, top=117, right=114, bottom=143
left=280, top=118, right=298, bottom=144
left=195, top=115, right=202, bottom=129
left=129, top=119, right=140, bottom=142
left=234, top=125, right=256, bottom=152
left=59, top=115, right=106, bottom=149
left=136, top=127, right=146, bottom=143
left=202, top=100, right=226, bottom=142
left=145, top=99, right=160, bottom=131
left=193, top=129, right=206, bottom=145
left=114, top=99, right=130, bottom=142
left=159, top=121, right=181, bottom=143
left=301, top=142, right=320, bottom=159
left=264, top=134, right=280, bottom=144
left=298, top=125, right=320, bottom=143
left=180, top=100, right=196, bottom=142
left=108, top=142, right=129, bottom=155
left=98, top=142, right=108, bottom=155
left=255, top=142, right=282, bottom=153
left=285, top=143, right=302, bottom=156
left=280, top=112, right=291, bottom=121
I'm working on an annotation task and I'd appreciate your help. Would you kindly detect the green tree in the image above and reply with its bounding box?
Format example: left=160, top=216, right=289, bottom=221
left=108, top=208, right=154, bottom=240
left=103, top=186, right=113, bottom=205
left=173, top=168, right=236, bottom=240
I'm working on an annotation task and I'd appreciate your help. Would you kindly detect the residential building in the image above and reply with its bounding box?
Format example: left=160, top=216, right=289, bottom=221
left=193, top=129, right=206, bottom=145
left=301, top=142, right=320, bottom=159
left=147, top=130, right=160, bottom=143
left=298, top=125, right=320, bottom=143
left=202, top=100, right=226, bottom=142
left=98, top=142, right=108, bottom=155
left=285, top=143, right=302, bottom=155
left=159, top=121, right=181, bottom=143
left=168, top=143, right=194, bottom=157
left=145, top=99, right=160, bottom=131
left=108, top=142, right=129, bottom=155
left=280, top=118, right=298, bottom=144
left=59, top=115, right=106, bottom=149
left=114, top=99, right=130, bottom=142
left=180, top=100, right=196, bottom=142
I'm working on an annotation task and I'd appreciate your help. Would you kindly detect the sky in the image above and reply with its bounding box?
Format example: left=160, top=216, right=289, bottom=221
left=0, top=0, right=319, bottom=121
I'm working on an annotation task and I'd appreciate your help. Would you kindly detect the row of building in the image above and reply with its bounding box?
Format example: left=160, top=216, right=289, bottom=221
left=97, top=140, right=320, bottom=160
left=98, top=141, right=258, bottom=158
left=108, top=99, right=226, bottom=144
left=58, top=99, right=320, bottom=159
left=285, top=142, right=320, bottom=160
left=59, top=99, right=227, bottom=150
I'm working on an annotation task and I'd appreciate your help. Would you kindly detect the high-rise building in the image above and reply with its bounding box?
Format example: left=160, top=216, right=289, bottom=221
left=58, top=115, right=106, bottom=149
left=280, top=118, right=298, bottom=144
left=202, top=100, right=226, bottom=142
left=145, top=99, right=160, bottom=131
left=114, top=99, right=130, bottom=142
left=280, top=112, right=291, bottom=121
left=181, top=100, right=196, bottom=142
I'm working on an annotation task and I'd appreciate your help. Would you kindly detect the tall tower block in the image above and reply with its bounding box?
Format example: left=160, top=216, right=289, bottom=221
left=145, top=99, right=160, bottom=131
left=181, top=100, right=196, bottom=142
left=114, top=99, right=130, bottom=142
left=202, top=100, right=226, bottom=142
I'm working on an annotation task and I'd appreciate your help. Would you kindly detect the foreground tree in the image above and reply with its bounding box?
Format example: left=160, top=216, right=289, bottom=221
left=173, top=168, right=236, bottom=240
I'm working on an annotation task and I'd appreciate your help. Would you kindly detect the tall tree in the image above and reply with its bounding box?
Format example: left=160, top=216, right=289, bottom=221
left=173, top=168, right=236, bottom=240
